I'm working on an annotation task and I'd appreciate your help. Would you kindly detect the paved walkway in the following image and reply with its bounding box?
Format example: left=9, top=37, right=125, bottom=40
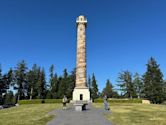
left=47, top=104, right=112, bottom=125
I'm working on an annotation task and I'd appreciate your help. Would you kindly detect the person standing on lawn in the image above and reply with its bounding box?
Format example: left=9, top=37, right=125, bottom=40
left=62, top=95, right=68, bottom=110
left=103, top=95, right=110, bottom=111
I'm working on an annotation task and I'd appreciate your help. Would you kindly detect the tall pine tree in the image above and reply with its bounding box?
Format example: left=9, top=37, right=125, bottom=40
left=58, top=69, right=69, bottom=98
left=0, top=67, right=13, bottom=104
left=66, top=69, right=76, bottom=99
left=87, top=76, right=92, bottom=98
left=102, top=79, right=113, bottom=98
left=37, top=68, right=46, bottom=99
left=91, top=73, right=99, bottom=101
left=0, top=65, right=5, bottom=104
left=27, top=64, right=39, bottom=100
left=133, top=73, right=143, bottom=98
left=49, top=65, right=59, bottom=99
left=14, top=60, right=28, bottom=101
left=143, top=57, right=165, bottom=104
left=118, top=71, right=136, bottom=99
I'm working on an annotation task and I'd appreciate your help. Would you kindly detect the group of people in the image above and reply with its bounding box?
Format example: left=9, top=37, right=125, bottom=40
left=62, top=95, right=110, bottom=111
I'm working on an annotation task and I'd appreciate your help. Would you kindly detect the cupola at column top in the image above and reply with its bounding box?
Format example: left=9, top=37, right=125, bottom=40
left=76, top=15, right=87, bottom=26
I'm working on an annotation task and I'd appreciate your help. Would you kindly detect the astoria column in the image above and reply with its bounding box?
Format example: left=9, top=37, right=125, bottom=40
left=76, top=16, right=87, bottom=88
left=73, top=15, right=90, bottom=101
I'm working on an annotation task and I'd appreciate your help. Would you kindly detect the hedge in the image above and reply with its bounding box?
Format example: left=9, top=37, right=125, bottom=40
left=18, top=98, right=142, bottom=104
left=18, top=99, right=62, bottom=105
left=94, top=98, right=142, bottom=103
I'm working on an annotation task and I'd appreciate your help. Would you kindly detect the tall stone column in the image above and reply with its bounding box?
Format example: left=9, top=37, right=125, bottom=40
left=76, top=15, right=87, bottom=88
left=72, top=15, right=90, bottom=102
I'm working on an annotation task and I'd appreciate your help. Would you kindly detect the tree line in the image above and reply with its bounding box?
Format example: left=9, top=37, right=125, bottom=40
left=0, top=61, right=99, bottom=104
left=117, top=57, right=166, bottom=104
left=101, top=57, right=166, bottom=104
left=0, top=57, right=166, bottom=104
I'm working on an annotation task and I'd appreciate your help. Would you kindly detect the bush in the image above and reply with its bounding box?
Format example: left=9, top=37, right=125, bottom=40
left=94, top=98, right=142, bottom=103
left=45, top=99, right=62, bottom=103
left=18, top=99, right=62, bottom=105
left=162, top=101, right=166, bottom=105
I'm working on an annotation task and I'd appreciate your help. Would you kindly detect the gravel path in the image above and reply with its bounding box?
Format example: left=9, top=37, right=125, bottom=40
left=47, top=104, right=112, bottom=125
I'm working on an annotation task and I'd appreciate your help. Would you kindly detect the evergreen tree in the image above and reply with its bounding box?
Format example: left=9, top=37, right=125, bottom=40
left=49, top=64, right=54, bottom=98
left=58, top=69, right=68, bottom=98
left=143, top=57, right=165, bottom=104
left=133, top=73, right=143, bottom=98
left=7, top=68, right=13, bottom=85
left=87, top=76, right=92, bottom=98
left=102, top=79, right=113, bottom=98
left=57, top=76, right=62, bottom=98
left=0, top=67, right=13, bottom=104
left=118, top=71, right=136, bottom=99
left=91, top=73, right=99, bottom=100
left=49, top=65, right=54, bottom=80
left=0, top=64, right=2, bottom=78
left=0, top=66, right=6, bottom=105
left=14, top=60, right=28, bottom=102
left=27, top=64, right=39, bottom=100
left=4, top=91, right=14, bottom=104
left=49, top=64, right=59, bottom=99
left=164, top=81, right=166, bottom=100
left=53, top=74, right=59, bottom=98
left=102, top=79, right=119, bottom=98
left=3, top=68, right=13, bottom=89
left=4, top=69, right=13, bottom=96
left=66, top=69, right=76, bottom=99
left=37, top=68, right=46, bottom=99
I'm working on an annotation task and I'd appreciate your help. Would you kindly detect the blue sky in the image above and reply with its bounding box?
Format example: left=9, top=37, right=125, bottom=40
left=0, top=0, right=166, bottom=91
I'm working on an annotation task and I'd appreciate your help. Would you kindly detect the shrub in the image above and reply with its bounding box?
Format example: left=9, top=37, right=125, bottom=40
left=18, top=99, right=62, bottom=105
left=94, top=98, right=142, bottom=103
left=162, top=101, right=166, bottom=105
left=45, top=99, right=62, bottom=103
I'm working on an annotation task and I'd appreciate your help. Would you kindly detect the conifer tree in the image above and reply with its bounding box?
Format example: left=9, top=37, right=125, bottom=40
left=49, top=64, right=54, bottom=98
left=0, top=65, right=5, bottom=104
left=102, top=79, right=113, bottom=98
left=58, top=69, right=68, bottom=98
left=118, top=71, right=136, bottom=99
left=27, top=64, right=39, bottom=100
left=91, top=73, right=99, bottom=100
left=133, top=73, right=143, bottom=98
left=14, top=60, right=28, bottom=101
left=164, top=81, right=166, bottom=100
left=143, top=57, right=165, bottom=104
left=49, top=64, right=59, bottom=99
left=87, top=76, right=92, bottom=98
left=67, top=69, right=76, bottom=99
left=37, top=68, right=46, bottom=99
left=4, top=91, right=14, bottom=104
left=0, top=67, right=13, bottom=104
left=57, top=76, right=62, bottom=98
left=0, top=65, right=2, bottom=78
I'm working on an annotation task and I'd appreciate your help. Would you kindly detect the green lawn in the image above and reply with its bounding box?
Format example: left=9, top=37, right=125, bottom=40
left=0, top=104, right=60, bottom=125
left=93, top=103, right=166, bottom=125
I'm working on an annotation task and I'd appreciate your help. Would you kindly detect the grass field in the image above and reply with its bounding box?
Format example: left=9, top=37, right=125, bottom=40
left=0, top=104, right=60, bottom=125
left=1, top=103, right=166, bottom=125
left=93, top=103, right=166, bottom=125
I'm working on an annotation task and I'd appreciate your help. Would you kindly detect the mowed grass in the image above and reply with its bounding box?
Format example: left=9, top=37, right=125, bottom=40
left=0, top=104, right=60, bottom=125
left=93, top=103, right=166, bottom=125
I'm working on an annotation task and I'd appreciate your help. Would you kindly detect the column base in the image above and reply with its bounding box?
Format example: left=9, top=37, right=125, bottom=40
left=72, top=87, right=90, bottom=102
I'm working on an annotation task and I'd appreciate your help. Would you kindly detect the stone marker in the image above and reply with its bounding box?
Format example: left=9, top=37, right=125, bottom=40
left=142, top=100, right=150, bottom=104
left=72, top=15, right=90, bottom=103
